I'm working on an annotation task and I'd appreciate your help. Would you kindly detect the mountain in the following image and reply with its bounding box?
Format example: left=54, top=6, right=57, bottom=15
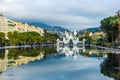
left=53, top=26, right=70, bottom=32
left=28, top=22, right=70, bottom=33
left=86, top=27, right=101, bottom=32
left=78, top=27, right=101, bottom=34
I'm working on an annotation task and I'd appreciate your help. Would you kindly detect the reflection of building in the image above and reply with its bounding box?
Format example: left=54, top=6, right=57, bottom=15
left=0, top=49, right=44, bottom=72
left=57, top=31, right=85, bottom=47
left=0, top=49, right=8, bottom=72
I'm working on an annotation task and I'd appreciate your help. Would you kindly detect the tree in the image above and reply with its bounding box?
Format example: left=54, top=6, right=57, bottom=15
left=100, top=54, right=120, bottom=80
left=0, top=32, right=5, bottom=46
left=7, top=30, right=60, bottom=46
left=43, top=29, right=59, bottom=43
left=0, top=32, right=5, bottom=38
left=7, top=31, right=20, bottom=45
left=100, top=16, right=118, bottom=42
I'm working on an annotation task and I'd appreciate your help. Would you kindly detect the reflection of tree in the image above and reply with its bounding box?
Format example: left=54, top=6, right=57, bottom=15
left=0, top=47, right=57, bottom=72
left=0, top=49, right=5, bottom=59
left=8, top=48, right=42, bottom=60
left=0, top=47, right=57, bottom=60
left=41, top=47, right=57, bottom=58
left=100, top=53, right=120, bottom=80
left=80, top=48, right=104, bottom=57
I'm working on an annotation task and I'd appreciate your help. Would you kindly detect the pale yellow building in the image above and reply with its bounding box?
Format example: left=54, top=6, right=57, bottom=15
left=94, top=32, right=105, bottom=37
left=0, top=13, right=44, bottom=37
left=0, top=14, right=9, bottom=34
left=13, top=21, right=44, bottom=36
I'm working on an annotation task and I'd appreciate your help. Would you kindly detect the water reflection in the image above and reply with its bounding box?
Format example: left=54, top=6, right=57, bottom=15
left=80, top=48, right=108, bottom=58
left=100, top=53, right=120, bottom=80
left=0, top=46, right=120, bottom=80
left=57, top=46, right=109, bottom=59
left=0, top=47, right=57, bottom=73
left=57, top=45, right=85, bottom=60
left=80, top=48, right=120, bottom=80
left=57, top=46, right=120, bottom=80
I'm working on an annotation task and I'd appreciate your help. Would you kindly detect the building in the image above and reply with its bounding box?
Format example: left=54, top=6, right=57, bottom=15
left=0, top=15, right=8, bottom=33
left=0, top=12, right=44, bottom=38
left=0, top=12, right=9, bottom=39
left=13, top=21, right=44, bottom=36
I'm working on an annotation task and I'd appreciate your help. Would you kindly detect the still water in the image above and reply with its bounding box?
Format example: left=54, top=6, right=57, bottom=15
left=0, top=46, right=119, bottom=80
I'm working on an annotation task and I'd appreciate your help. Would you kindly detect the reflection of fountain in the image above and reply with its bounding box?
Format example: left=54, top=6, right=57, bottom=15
left=57, top=45, right=85, bottom=60
left=100, top=53, right=120, bottom=80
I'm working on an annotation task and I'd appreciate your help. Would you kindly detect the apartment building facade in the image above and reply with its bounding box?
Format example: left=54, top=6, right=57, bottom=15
left=0, top=13, right=44, bottom=37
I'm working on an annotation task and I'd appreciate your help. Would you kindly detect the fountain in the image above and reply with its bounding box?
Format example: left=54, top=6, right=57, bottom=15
left=57, top=31, right=85, bottom=48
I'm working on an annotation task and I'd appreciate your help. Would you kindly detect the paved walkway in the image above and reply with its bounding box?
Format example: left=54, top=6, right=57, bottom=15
left=90, top=44, right=120, bottom=54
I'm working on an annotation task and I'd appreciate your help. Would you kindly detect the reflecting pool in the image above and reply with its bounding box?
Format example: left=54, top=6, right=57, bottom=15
left=0, top=46, right=119, bottom=80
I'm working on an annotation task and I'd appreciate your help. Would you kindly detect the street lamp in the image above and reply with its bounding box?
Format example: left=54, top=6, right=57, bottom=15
left=116, top=10, right=120, bottom=41
left=116, top=10, right=120, bottom=49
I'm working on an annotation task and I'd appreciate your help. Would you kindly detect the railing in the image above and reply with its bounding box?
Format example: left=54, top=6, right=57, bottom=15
left=0, top=45, right=31, bottom=49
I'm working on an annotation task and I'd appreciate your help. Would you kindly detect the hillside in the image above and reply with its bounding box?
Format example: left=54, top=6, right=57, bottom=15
left=78, top=27, right=101, bottom=34
left=28, top=23, right=70, bottom=33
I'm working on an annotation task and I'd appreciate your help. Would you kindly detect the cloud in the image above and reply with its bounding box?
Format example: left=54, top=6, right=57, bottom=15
left=0, top=0, right=120, bottom=30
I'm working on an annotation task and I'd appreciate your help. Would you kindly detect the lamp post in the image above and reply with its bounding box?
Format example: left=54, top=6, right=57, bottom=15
left=116, top=10, right=120, bottom=41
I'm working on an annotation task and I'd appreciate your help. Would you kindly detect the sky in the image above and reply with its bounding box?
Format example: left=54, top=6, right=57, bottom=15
left=0, top=0, right=120, bottom=31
